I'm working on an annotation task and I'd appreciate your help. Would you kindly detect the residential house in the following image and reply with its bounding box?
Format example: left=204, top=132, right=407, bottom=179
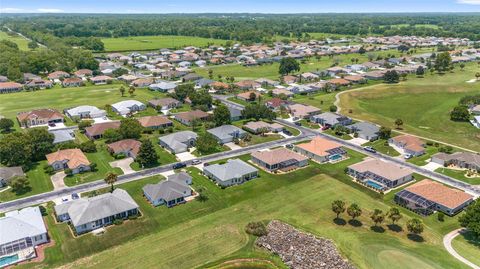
left=236, top=91, right=261, bottom=101
left=347, top=158, right=413, bottom=191
left=74, top=69, right=93, bottom=78
left=0, top=207, right=48, bottom=258
left=203, top=159, right=258, bottom=187
left=243, top=121, right=284, bottom=134
left=62, top=77, right=83, bottom=87
left=167, top=171, right=192, bottom=185
left=272, top=88, right=294, bottom=98
left=287, top=84, right=315, bottom=94
left=395, top=179, right=473, bottom=216
left=255, top=78, right=279, bottom=87
left=207, top=125, right=247, bottom=144
left=327, top=66, right=348, bottom=76
left=344, top=75, right=366, bottom=84
left=159, top=131, right=198, bottom=154
left=148, top=98, right=180, bottom=110
left=182, top=73, right=202, bottom=82
left=300, top=72, right=320, bottom=81
left=287, top=104, right=321, bottom=119
left=345, top=122, right=380, bottom=141
left=90, top=75, right=113, bottom=85
left=251, top=148, right=308, bottom=172
left=46, top=148, right=91, bottom=174
left=111, top=100, right=146, bottom=115
left=327, top=78, right=351, bottom=89
left=143, top=179, right=192, bottom=207
left=48, top=71, right=70, bottom=80
left=282, top=75, right=298, bottom=84
left=54, top=189, right=139, bottom=234
left=363, top=70, right=386, bottom=80
left=310, top=112, right=352, bottom=127
left=138, top=116, right=173, bottom=129
left=65, top=105, right=107, bottom=120
left=85, top=121, right=121, bottom=140
left=294, top=136, right=347, bottom=163
left=24, top=79, right=52, bottom=90
left=0, top=166, right=24, bottom=187
left=149, top=81, right=177, bottom=92
left=17, top=109, right=64, bottom=128
left=431, top=152, right=480, bottom=171
left=131, top=78, right=154, bottom=88
left=235, top=80, right=261, bottom=90
left=389, top=135, right=425, bottom=156
left=265, top=98, right=288, bottom=110
left=49, top=129, right=75, bottom=144
left=228, top=106, right=243, bottom=121
left=0, top=82, right=23, bottom=94
left=107, top=139, right=141, bottom=159
left=174, top=110, right=210, bottom=126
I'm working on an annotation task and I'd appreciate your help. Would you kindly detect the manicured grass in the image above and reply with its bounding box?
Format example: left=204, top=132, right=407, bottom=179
left=0, top=83, right=166, bottom=128
left=434, top=167, right=480, bottom=185
left=0, top=161, right=54, bottom=202
left=338, top=63, right=480, bottom=151
left=362, top=139, right=400, bottom=157
left=293, top=92, right=337, bottom=111
left=101, top=35, right=228, bottom=52
left=0, top=31, right=31, bottom=51
left=23, top=149, right=470, bottom=269
left=323, top=129, right=353, bottom=140
left=63, top=148, right=123, bottom=187
left=407, top=145, right=441, bottom=166
left=451, top=231, right=480, bottom=267
left=194, top=48, right=433, bottom=81
left=298, top=119, right=320, bottom=129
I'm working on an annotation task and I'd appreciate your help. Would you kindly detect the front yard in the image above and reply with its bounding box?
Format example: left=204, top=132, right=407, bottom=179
left=362, top=139, right=400, bottom=157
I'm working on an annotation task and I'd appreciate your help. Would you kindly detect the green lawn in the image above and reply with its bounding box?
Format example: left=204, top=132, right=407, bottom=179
left=362, top=139, right=400, bottom=157
left=434, top=167, right=480, bottom=185
left=323, top=129, right=353, bottom=140
left=451, top=231, right=480, bottom=267
left=101, top=35, right=228, bottom=52
left=20, top=148, right=473, bottom=269
left=194, top=48, right=433, bottom=81
left=338, top=63, right=480, bottom=151
left=0, top=161, right=54, bottom=202
left=0, top=31, right=31, bottom=51
left=407, top=145, right=441, bottom=166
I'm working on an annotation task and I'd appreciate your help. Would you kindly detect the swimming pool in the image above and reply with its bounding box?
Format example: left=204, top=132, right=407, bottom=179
left=329, top=154, right=343, bottom=161
left=366, top=180, right=384, bottom=191
left=0, top=254, right=19, bottom=268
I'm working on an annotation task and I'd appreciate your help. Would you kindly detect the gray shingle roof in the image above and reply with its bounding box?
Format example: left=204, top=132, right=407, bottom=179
left=54, top=189, right=138, bottom=227
left=159, top=131, right=198, bottom=153
left=346, top=122, right=380, bottom=138
left=207, top=125, right=246, bottom=141
left=0, top=207, right=47, bottom=245
left=143, top=180, right=190, bottom=202
left=167, top=171, right=192, bottom=185
left=0, top=166, right=24, bottom=181
left=203, top=159, right=258, bottom=182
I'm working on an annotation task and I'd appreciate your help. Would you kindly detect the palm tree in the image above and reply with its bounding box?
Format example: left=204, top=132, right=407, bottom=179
left=370, top=209, right=385, bottom=227
left=331, top=200, right=346, bottom=219
left=128, top=86, right=136, bottom=97
left=119, top=86, right=126, bottom=97
left=387, top=207, right=402, bottom=224
left=395, top=118, right=403, bottom=129
left=104, top=172, right=118, bottom=192
left=347, top=203, right=362, bottom=220
left=475, top=72, right=480, bottom=81
left=406, top=218, right=424, bottom=236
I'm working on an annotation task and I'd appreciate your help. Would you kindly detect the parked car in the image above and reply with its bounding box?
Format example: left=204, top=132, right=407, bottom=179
left=404, top=154, right=413, bottom=159
left=283, top=129, right=292, bottom=136
left=321, top=125, right=330, bottom=131
left=295, top=122, right=302, bottom=126
left=71, top=193, right=79, bottom=200
left=363, top=146, right=377, bottom=153
left=286, top=144, right=294, bottom=149
left=173, top=162, right=186, bottom=169
left=48, top=122, right=56, bottom=127
left=191, top=159, right=202, bottom=165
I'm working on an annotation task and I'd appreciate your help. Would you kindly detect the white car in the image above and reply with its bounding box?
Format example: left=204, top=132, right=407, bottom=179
left=404, top=154, right=413, bottom=159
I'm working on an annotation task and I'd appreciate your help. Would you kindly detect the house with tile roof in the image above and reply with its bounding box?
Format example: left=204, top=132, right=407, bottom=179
left=251, top=148, right=308, bottom=172
left=243, top=121, right=284, bottom=134
left=107, top=139, right=141, bottom=159
left=54, top=189, right=139, bottom=234
left=310, top=112, right=352, bottom=127
left=111, top=100, right=146, bottom=115
left=294, top=136, right=347, bottom=163
left=0, top=166, right=24, bottom=187
left=16, top=109, right=64, bottom=128
left=85, top=121, right=121, bottom=140
left=173, top=110, right=210, bottom=126
left=431, top=152, right=480, bottom=171
left=287, top=104, right=321, bottom=120
left=389, top=135, right=425, bottom=156
left=203, top=159, right=258, bottom=187
left=347, top=158, right=413, bottom=191
left=394, top=179, right=473, bottom=216
left=46, top=149, right=91, bottom=174
left=65, top=105, right=107, bottom=120
left=148, top=98, right=181, bottom=110
left=138, top=116, right=173, bottom=129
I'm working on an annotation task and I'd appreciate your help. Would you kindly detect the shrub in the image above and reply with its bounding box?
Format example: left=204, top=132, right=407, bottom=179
left=115, top=153, right=126, bottom=159
left=39, top=205, right=48, bottom=216
left=437, top=212, right=445, bottom=222
left=44, top=165, right=54, bottom=175
left=245, top=221, right=268, bottom=237
left=113, top=219, right=124, bottom=225
left=64, top=168, right=73, bottom=176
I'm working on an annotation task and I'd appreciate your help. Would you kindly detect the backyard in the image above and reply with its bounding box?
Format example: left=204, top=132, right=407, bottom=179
left=15, top=150, right=476, bottom=269
left=338, top=63, right=480, bottom=151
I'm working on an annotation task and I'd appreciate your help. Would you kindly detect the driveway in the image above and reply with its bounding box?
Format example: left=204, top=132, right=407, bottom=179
left=225, top=142, right=242, bottom=150
left=51, top=172, right=67, bottom=190
left=349, top=137, right=368, bottom=146
left=443, top=228, right=480, bottom=269
left=110, top=157, right=135, bottom=175
left=93, top=117, right=112, bottom=123
left=422, top=161, right=443, bottom=172
left=176, top=149, right=197, bottom=162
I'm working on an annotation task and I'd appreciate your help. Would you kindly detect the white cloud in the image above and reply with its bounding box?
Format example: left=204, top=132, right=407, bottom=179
left=37, top=8, right=64, bottom=13
left=457, top=0, right=480, bottom=4
left=0, top=7, right=24, bottom=13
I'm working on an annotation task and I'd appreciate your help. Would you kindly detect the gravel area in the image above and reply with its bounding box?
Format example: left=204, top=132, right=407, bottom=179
left=256, top=220, right=356, bottom=269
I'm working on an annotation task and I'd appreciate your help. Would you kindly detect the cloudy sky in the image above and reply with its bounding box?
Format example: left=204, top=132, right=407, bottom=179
left=1, top=0, right=480, bottom=13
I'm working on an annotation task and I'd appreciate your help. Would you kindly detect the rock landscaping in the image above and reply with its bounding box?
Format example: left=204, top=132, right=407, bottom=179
left=256, top=220, right=356, bottom=269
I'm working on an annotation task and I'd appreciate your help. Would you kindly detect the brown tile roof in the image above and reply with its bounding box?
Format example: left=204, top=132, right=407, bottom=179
left=265, top=98, right=286, bottom=108
left=252, top=148, right=308, bottom=166
left=0, top=82, right=23, bottom=89
left=236, top=91, right=260, bottom=100
left=17, top=109, right=63, bottom=122
left=63, top=77, right=83, bottom=84
left=148, top=98, right=179, bottom=107
left=210, top=81, right=229, bottom=89
left=405, top=179, right=473, bottom=209
left=74, top=69, right=93, bottom=76
left=90, top=75, right=112, bottom=82
left=344, top=75, right=365, bottom=82
left=85, top=121, right=121, bottom=137
left=138, top=116, right=172, bottom=128
left=46, top=149, right=90, bottom=169
left=348, top=158, right=413, bottom=181
left=107, top=139, right=141, bottom=156
left=175, top=110, right=209, bottom=122
left=328, top=78, right=351, bottom=86
left=235, top=80, right=260, bottom=88
left=391, top=135, right=425, bottom=152
left=296, top=136, right=342, bottom=157
left=47, top=71, right=69, bottom=79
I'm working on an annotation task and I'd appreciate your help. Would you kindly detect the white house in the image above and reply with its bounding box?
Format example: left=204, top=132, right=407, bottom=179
left=111, top=100, right=146, bottom=115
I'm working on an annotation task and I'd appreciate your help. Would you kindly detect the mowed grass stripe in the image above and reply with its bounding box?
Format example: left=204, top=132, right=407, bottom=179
left=101, top=35, right=228, bottom=51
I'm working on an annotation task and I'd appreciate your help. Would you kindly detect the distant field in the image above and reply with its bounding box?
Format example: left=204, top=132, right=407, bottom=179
left=338, top=63, right=480, bottom=151
left=101, top=35, right=229, bottom=51
left=0, top=31, right=30, bottom=51
left=194, top=48, right=433, bottom=80
left=383, top=24, right=441, bottom=30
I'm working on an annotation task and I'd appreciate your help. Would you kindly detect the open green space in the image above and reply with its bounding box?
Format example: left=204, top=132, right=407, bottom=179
left=338, top=63, right=480, bottom=151
left=362, top=139, right=400, bottom=157
left=17, top=148, right=473, bottom=269
left=194, top=48, right=433, bottom=81
left=451, top=231, right=480, bottom=267
left=101, top=35, right=229, bottom=52
left=434, top=167, right=480, bottom=185
left=0, top=31, right=31, bottom=51
left=407, top=144, right=444, bottom=166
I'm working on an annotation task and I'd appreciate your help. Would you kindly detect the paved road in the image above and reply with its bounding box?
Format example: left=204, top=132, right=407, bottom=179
left=443, top=228, right=480, bottom=269
left=0, top=134, right=311, bottom=213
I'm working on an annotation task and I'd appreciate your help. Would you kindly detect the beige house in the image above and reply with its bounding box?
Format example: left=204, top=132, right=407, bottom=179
left=46, top=149, right=91, bottom=174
